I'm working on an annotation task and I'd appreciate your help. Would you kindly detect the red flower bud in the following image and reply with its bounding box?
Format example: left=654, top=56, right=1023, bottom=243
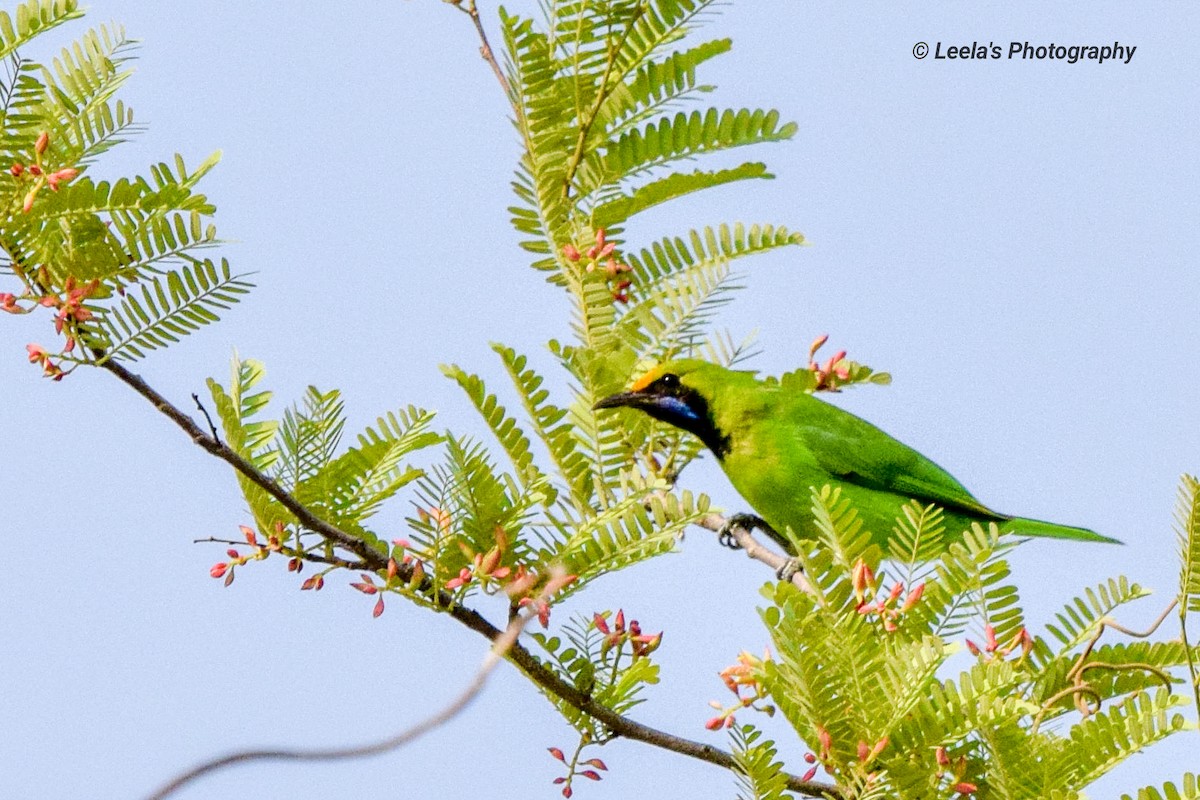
left=9, top=163, right=23, bottom=176
left=210, top=563, right=228, bottom=579
left=704, top=717, right=723, bottom=731
left=35, top=131, right=49, bottom=154
left=581, top=758, right=607, bottom=771
left=372, top=596, right=385, bottom=618
left=562, top=244, right=582, bottom=262
left=580, top=770, right=601, bottom=781
left=548, top=747, right=565, bottom=762
left=953, top=782, right=978, bottom=794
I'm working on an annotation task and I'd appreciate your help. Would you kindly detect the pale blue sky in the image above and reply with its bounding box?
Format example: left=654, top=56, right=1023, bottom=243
left=3, top=2, right=1198, bottom=798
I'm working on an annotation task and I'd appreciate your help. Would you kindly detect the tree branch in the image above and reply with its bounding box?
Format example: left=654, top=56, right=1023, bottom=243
left=102, top=359, right=841, bottom=798
left=146, top=604, right=538, bottom=800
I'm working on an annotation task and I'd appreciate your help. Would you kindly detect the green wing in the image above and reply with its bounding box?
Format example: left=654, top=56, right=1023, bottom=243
left=793, top=394, right=1002, bottom=520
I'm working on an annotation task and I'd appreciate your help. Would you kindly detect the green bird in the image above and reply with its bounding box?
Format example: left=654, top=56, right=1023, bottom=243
left=594, top=359, right=1117, bottom=552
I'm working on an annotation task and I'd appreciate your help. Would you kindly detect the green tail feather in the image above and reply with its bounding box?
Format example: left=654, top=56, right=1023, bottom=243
left=1007, top=516, right=1121, bottom=544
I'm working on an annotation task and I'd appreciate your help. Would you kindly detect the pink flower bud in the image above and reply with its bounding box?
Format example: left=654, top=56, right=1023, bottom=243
left=801, top=766, right=818, bottom=782
left=809, top=333, right=829, bottom=357
left=581, top=758, right=607, bottom=771
left=210, top=563, right=228, bottom=579
left=704, top=717, right=723, bottom=730
left=22, top=188, right=36, bottom=213
left=868, top=736, right=888, bottom=760
left=901, top=582, right=925, bottom=612
left=984, top=623, right=997, bottom=652
left=372, top=596, right=385, bottom=618
left=548, top=747, right=565, bottom=762
left=562, top=244, right=582, bottom=262
left=953, top=782, right=978, bottom=794
left=35, top=131, right=49, bottom=154
left=817, top=726, right=832, bottom=758
left=579, top=770, right=601, bottom=781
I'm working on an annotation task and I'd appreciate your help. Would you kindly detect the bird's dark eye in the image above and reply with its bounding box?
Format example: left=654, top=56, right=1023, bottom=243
left=658, top=373, right=680, bottom=391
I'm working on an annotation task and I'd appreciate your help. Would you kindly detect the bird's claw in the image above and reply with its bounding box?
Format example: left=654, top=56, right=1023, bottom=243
left=775, top=557, right=804, bottom=583
left=717, top=513, right=774, bottom=550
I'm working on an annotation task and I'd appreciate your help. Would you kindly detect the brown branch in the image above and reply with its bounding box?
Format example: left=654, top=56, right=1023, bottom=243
left=103, top=360, right=841, bottom=799
left=146, top=605, right=539, bottom=800
left=103, top=359, right=374, bottom=563
left=445, top=1, right=509, bottom=93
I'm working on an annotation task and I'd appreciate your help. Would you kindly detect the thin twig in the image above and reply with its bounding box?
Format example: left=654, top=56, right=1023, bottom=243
left=103, top=360, right=840, bottom=799
left=445, top=1, right=509, bottom=93
left=189, top=536, right=368, bottom=571
left=145, top=605, right=539, bottom=800
left=1033, top=599, right=1182, bottom=731
left=191, top=393, right=220, bottom=441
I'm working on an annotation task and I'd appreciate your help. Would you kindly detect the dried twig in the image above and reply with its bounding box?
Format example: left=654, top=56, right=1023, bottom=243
left=145, top=604, right=539, bottom=800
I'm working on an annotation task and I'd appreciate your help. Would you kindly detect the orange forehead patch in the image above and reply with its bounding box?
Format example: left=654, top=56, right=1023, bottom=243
left=630, top=366, right=663, bottom=392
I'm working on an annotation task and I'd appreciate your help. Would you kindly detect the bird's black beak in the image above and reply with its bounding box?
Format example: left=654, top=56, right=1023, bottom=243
left=593, top=391, right=651, bottom=411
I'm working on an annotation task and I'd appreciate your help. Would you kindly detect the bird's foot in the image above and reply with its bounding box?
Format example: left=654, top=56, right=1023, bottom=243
left=775, top=557, right=804, bottom=583
left=717, top=513, right=777, bottom=550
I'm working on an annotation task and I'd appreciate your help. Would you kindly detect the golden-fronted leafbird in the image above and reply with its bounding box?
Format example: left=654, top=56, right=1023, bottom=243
left=595, top=359, right=1118, bottom=550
